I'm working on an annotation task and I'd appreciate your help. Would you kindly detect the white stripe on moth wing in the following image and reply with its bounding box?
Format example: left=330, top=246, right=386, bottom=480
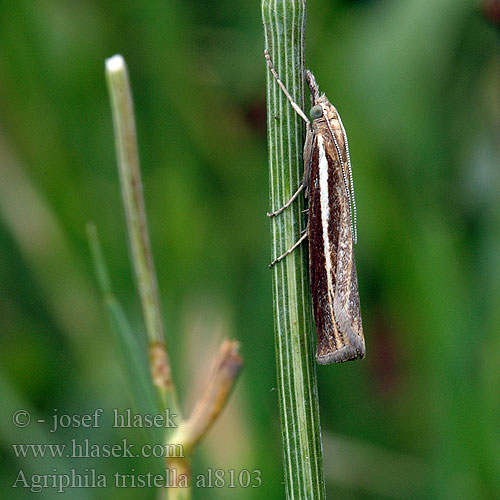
left=318, top=136, right=336, bottom=320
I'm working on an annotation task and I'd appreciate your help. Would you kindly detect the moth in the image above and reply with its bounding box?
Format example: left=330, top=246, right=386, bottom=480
left=265, top=50, right=365, bottom=364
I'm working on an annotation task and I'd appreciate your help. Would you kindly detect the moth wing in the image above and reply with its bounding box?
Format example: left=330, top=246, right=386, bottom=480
left=331, top=184, right=365, bottom=361
left=309, top=134, right=364, bottom=364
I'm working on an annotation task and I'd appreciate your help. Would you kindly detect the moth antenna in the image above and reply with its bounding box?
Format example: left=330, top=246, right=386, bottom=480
left=264, top=50, right=309, bottom=124
left=336, top=114, right=358, bottom=244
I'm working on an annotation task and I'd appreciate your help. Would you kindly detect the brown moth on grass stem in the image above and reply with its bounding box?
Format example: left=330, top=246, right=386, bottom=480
left=265, top=50, right=365, bottom=364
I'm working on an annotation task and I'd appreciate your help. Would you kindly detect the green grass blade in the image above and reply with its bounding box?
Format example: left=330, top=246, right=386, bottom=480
left=262, top=1, right=326, bottom=499
left=86, top=223, right=160, bottom=441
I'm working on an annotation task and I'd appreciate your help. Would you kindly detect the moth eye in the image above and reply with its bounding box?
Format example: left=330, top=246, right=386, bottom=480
left=310, top=105, right=323, bottom=119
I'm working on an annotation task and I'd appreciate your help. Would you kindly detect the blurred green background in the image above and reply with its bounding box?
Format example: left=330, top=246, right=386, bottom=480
left=1, top=0, right=499, bottom=499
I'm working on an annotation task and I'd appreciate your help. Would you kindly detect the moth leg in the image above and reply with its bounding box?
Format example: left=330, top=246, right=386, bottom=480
left=302, top=123, right=314, bottom=198
left=267, top=123, right=314, bottom=217
left=264, top=50, right=309, bottom=124
left=267, top=183, right=305, bottom=217
left=269, top=229, right=308, bottom=268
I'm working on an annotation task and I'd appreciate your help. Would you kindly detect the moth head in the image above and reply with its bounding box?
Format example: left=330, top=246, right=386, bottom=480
left=310, top=105, right=323, bottom=120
